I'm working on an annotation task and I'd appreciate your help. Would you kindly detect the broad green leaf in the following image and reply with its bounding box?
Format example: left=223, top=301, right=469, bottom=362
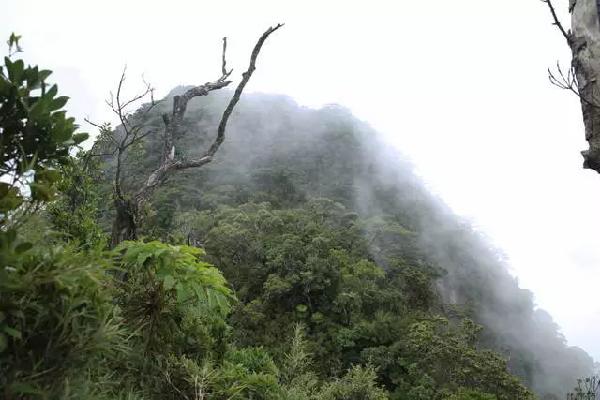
left=72, top=132, right=89, bottom=144
left=7, top=59, right=24, bottom=83
left=15, top=242, right=32, bottom=254
left=46, top=83, right=57, bottom=98
left=36, top=168, right=61, bottom=184
left=8, top=382, right=42, bottom=395
left=7, top=33, right=22, bottom=52
left=38, top=69, right=51, bottom=81
left=0, top=183, right=23, bottom=213
left=30, top=183, right=55, bottom=202
left=49, top=95, right=68, bottom=111
left=29, top=96, right=49, bottom=119
left=3, top=325, right=22, bottom=339
left=162, top=274, right=176, bottom=290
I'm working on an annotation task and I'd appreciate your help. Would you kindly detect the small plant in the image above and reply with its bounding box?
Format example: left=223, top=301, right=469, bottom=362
left=567, top=376, right=599, bottom=400
left=114, top=241, right=235, bottom=355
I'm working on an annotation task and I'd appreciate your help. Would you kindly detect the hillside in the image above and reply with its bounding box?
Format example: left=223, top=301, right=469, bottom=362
left=96, top=88, right=594, bottom=398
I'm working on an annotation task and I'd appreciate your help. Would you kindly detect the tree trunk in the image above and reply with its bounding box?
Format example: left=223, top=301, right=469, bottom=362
left=570, top=0, right=600, bottom=172
left=111, top=198, right=137, bottom=247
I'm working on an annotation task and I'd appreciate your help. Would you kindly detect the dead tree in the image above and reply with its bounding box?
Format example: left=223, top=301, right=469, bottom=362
left=543, top=0, right=600, bottom=173
left=91, top=24, right=283, bottom=246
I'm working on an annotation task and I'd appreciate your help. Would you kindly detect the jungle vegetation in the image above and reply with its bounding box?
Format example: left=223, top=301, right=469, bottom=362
left=0, top=33, right=594, bottom=400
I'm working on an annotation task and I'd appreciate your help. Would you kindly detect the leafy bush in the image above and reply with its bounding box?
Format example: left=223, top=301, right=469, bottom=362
left=445, top=388, right=497, bottom=400
left=112, top=241, right=243, bottom=398
left=213, top=348, right=282, bottom=399
left=47, top=155, right=107, bottom=248
left=317, top=365, right=389, bottom=400
left=0, top=34, right=88, bottom=225
left=0, top=240, right=124, bottom=398
left=114, top=241, right=234, bottom=355
left=0, top=32, right=562, bottom=400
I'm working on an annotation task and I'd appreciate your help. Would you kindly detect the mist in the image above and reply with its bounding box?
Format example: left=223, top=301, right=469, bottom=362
left=3, top=0, right=600, bottom=397
left=95, top=88, right=592, bottom=397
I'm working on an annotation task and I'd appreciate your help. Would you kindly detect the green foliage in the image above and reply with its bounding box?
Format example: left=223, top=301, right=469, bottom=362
left=2, top=57, right=582, bottom=399
left=317, top=365, right=389, bottom=400
left=181, top=201, right=532, bottom=399
left=281, top=324, right=320, bottom=399
left=122, top=90, right=592, bottom=397
left=0, top=241, right=124, bottom=398
left=114, top=241, right=234, bottom=355
left=445, top=388, right=497, bottom=400
left=107, top=240, right=290, bottom=400
left=384, top=318, right=532, bottom=400
left=47, top=154, right=107, bottom=247
left=214, top=347, right=282, bottom=399
left=156, top=348, right=281, bottom=400
left=0, top=35, right=88, bottom=226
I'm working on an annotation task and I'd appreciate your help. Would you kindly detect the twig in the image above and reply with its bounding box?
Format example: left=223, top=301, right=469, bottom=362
left=99, top=24, right=283, bottom=245
left=208, top=23, right=284, bottom=158
left=548, top=61, right=600, bottom=108
left=220, top=37, right=232, bottom=81
left=542, top=0, right=572, bottom=45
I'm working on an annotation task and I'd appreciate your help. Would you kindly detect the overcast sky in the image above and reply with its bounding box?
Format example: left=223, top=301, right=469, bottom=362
left=3, top=0, right=599, bottom=360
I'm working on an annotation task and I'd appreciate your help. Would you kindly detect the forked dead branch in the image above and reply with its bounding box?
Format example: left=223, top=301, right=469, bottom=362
left=88, top=24, right=283, bottom=246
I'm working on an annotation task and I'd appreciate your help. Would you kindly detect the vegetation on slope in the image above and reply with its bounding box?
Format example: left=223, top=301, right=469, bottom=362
left=0, top=36, right=593, bottom=400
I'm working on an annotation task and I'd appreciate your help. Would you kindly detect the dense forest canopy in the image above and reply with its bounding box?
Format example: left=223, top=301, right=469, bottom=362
left=95, top=88, right=594, bottom=397
left=0, top=32, right=596, bottom=400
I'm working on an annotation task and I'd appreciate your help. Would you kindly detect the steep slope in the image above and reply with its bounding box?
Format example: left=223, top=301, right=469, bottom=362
left=100, top=89, right=593, bottom=398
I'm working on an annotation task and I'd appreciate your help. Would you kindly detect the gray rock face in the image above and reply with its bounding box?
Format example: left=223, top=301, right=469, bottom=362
left=571, top=0, right=600, bottom=172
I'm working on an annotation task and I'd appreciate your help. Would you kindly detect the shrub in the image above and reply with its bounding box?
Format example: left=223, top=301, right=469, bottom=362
left=0, top=240, right=124, bottom=398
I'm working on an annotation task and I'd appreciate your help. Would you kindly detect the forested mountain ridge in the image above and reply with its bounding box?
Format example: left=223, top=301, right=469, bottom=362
left=95, top=88, right=594, bottom=398
left=1, top=26, right=594, bottom=400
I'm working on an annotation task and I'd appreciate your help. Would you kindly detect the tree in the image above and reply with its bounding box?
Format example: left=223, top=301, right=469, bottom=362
left=46, top=153, right=107, bottom=247
left=0, top=33, right=88, bottom=228
left=90, top=25, right=283, bottom=246
left=543, top=0, right=600, bottom=172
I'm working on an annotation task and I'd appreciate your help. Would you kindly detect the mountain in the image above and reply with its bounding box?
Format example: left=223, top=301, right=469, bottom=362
left=99, top=88, right=593, bottom=398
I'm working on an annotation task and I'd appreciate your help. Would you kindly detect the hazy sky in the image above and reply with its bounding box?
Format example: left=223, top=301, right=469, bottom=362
left=3, top=0, right=599, bottom=360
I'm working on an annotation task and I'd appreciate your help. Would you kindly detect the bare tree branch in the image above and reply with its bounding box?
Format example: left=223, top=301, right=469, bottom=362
left=548, top=61, right=600, bottom=108
left=123, top=129, right=155, bottom=150
left=542, top=1, right=600, bottom=108
left=135, top=24, right=284, bottom=204
left=208, top=23, right=284, bottom=158
left=96, top=24, right=284, bottom=246
left=120, top=83, right=153, bottom=111
left=220, top=37, right=233, bottom=81
left=542, top=0, right=572, bottom=45
left=84, top=117, right=103, bottom=129
left=163, top=24, right=285, bottom=174
left=98, top=69, right=164, bottom=200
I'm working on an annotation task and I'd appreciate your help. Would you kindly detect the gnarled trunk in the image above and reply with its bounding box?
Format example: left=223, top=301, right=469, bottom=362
left=111, top=198, right=137, bottom=247
left=104, top=25, right=283, bottom=247
left=570, top=0, right=600, bottom=171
